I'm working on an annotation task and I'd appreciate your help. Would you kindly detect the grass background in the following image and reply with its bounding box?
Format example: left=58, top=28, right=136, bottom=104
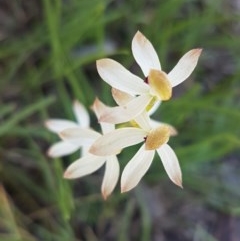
left=1, top=0, right=240, bottom=240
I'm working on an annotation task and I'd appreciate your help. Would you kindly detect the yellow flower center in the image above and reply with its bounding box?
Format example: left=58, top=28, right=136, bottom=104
left=145, top=125, right=170, bottom=150
left=148, top=69, right=172, bottom=101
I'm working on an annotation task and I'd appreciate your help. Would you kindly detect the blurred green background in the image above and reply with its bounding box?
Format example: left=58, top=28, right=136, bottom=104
left=1, top=0, right=240, bottom=240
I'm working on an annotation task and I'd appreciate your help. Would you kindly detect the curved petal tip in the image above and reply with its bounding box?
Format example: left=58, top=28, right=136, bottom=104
left=191, top=48, right=203, bottom=58
left=63, top=170, right=73, bottom=179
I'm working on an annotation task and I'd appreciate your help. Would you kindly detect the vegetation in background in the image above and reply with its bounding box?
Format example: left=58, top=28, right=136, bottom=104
left=0, top=0, right=240, bottom=240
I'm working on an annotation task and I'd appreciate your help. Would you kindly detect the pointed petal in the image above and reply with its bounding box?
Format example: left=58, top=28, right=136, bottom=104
left=96, top=58, right=149, bottom=95
left=168, top=49, right=202, bottom=87
left=64, top=154, right=105, bottom=179
left=121, top=145, right=155, bottom=192
left=60, top=127, right=101, bottom=146
left=45, top=119, right=78, bottom=133
left=99, top=94, right=152, bottom=124
left=157, top=144, right=182, bottom=187
left=92, top=98, right=107, bottom=119
left=92, top=98, right=114, bottom=134
left=132, top=31, right=161, bottom=77
left=73, top=100, right=90, bottom=128
left=89, top=128, right=147, bottom=156
left=111, top=88, right=133, bottom=106
left=101, top=156, right=120, bottom=200
left=47, top=141, right=79, bottom=158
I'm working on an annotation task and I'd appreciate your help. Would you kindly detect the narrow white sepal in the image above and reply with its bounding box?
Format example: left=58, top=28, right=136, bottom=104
left=132, top=31, right=161, bottom=77
left=64, top=154, right=106, bottom=179
left=96, top=58, right=149, bottom=95
left=60, top=127, right=101, bottom=145
left=92, top=98, right=114, bottom=134
left=111, top=88, right=133, bottom=106
left=157, top=144, right=182, bottom=187
left=73, top=100, right=90, bottom=128
left=47, top=141, right=79, bottom=158
left=168, top=49, right=202, bottom=87
left=121, top=145, right=155, bottom=192
left=89, top=127, right=147, bottom=156
left=45, top=119, right=78, bottom=133
left=101, top=156, right=120, bottom=200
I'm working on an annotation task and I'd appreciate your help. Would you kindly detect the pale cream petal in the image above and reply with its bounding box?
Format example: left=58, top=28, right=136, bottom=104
left=168, top=49, right=202, bottom=87
left=91, top=98, right=106, bottom=119
left=100, top=122, right=115, bottom=135
left=99, top=94, right=152, bottom=124
left=132, top=31, right=161, bottom=77
left=73, top=100, right=90, bottom=128
left=91, top=98, right=114, bottom=134
left=121, top=145, right=155, bottom=193
left=101, top=156, right=120, bottom=200
left=60, top=127, right=101, bottom=146
left=96, top=58, right=149, bottom=95
left=111, top=88, right=134, bottom=106
left=81, top=145, right=90, bottom=157
left=64, top=154, right=105, bottom=179
left=89, top=127, right=147, bottom=156
left=45, top=119, right=78, bottom=133
left=47, top=141, right=79, bottom=158
left=157, top=144, right=182, bottom=187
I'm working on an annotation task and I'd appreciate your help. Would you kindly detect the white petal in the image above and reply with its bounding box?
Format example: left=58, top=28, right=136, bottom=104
left=47, top=141, right=79, bottom=158
left=81, top=145, right=90, bottom=157
left=99, top=94, right=152, bottom=124
left=64, top=154, right=106, bottom=179
left=91, top=98, right=106, bottom=119
left=132, top=31, right=161, bottom=77
left=91, top=98, right=114, bottom=134
left=101, top=156, right=120, bottom=200
left=96, top=58, right=149, bottom=95
left=89, top=127, right=147, bottom=156
left=100, top=122, right=115, bottom=135
left=60, top=127, right=101, bottom=146
left=168, top=49, right=202, bottom=87
left=73, top=100, right=90, bottom=128
left=157, top=144, right=182, bottom=187
left=45, top=119, right=78, bottom=133
left=121, top=145, right=155, bottom=192
left=111, top=88, right=134, bottom=106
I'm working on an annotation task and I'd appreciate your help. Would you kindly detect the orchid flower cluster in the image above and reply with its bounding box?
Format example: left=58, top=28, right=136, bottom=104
left=45, top=31, right=202, bottom=199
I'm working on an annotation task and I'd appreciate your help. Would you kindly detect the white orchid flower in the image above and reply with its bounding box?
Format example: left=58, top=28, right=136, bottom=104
left=96, top=31, right=202, bottom=124
left=89, top=113, right=182, bottom=193
left=111, top=88, right=177, bottom=136
left=61, top=99, right=120, bottom=199
left=45, top=100, right=90, bottom=158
